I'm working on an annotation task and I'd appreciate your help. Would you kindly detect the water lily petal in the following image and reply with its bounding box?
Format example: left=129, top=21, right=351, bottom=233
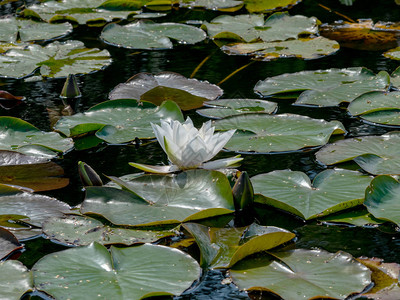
left=164, top=136, right=186, bottom=167
left=151, top=122, right=167, bottom=153
left=180, top=136, right=210, bottom=167
left=206, top=129, right=236, bottom=157
left=129, top=162, right=176, bottom=173
left=202, top=155, right=243, bottom=170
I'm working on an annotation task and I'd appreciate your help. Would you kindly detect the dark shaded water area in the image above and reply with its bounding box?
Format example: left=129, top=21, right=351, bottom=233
left=3, top=0, right=400, bottom=299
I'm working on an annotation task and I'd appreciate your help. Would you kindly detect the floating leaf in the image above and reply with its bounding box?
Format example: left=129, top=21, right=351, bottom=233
left=243, top=0, right=301, bottom=13
left=316, top=132, right=400, bottom=175
left=254, top=67, right=390, bottom=107
left=54, top=99, right=184, bottom=144
left=108, top=72, right=223, bottom=110
left=221, top=36, right=339, bottom=61
left=252, top=169, right=372, bottom=220
left=0, top=40, right=112, bottom=79
left=81, top=170, right=234, bottom=226
left=384, top=46, right=400, bottom=60
left=0, top=17, right=72, bottom=43
left=101, top=21, right=206, bottom=50
left=179, top=0, right=243, bottom=11
left=0, top=227, right=22, bottom=260
left=33, top=243, right=200, bottom=299
left=230, top=249, right=371, bottom=299
left=0, top=90, right=24, bottom=110
left=213, top=114, right=345, bottom=153
left=0, top=260, right=32, bottom=300
left=348, top=91, right=400, bottom=126
left=197, top=99, right=277, bottom=119
left=202, top=12, right=319, bottom=43
left=364, top=175, right=400, bottom=226
left=0, top=117, right=74, bottom=158
left=184, top=222, right=294, bottom=268
left=42, top=215, right=176, bottom=246
left=19, top=0, right=140, bottom=26
left=320, top=19, right=400, bottom=51
left=320, top=207, right=384, bottom=227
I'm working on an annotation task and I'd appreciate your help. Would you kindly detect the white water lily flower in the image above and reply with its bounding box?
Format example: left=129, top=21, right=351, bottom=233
left=130, top=117, right=242, bottom=173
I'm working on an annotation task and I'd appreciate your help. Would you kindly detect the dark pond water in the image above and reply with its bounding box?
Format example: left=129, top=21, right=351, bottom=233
left=3, top=0, right=400, bottom=299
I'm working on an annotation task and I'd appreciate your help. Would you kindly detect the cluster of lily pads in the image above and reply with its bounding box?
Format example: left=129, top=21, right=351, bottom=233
left=2, top=0, right=400, bottom=299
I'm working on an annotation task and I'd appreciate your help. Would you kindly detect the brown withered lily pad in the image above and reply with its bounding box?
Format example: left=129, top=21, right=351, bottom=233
left=0, top=90, right=24, bottom=110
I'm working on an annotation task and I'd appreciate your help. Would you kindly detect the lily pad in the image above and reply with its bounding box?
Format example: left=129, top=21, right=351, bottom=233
left=0, top=40, right=111, bottom=79
left=0, top=90, right=24, bottom=110
left=252, top=169, right=372, bottom=220
left=54, top=99, right=184, bottom=144
left=19, top=0, right=140, bottom=26
left=320, top=207, right=384, bottom=227
left=202, top=12, right=319, bottom=43
left=348, top=91, right=400, bottom=126
left=81, top=170, right=234, bottom=226
left=42, top=215, right=176, bottom=246
left=196, top=98, right=277, bottom=119
left=230, top=249, right=371, bottom=299
left=254, top=67, right=391, bottom=107
left=33, top=242, right=200, bottom=299
left=384, top=47, right=400, bottom=60
left=108, top=72, right=223, bottom=110
left=213, top=114, right=345, bottom=153
left=0, top=260, right=32, bottom=300
left=0, top=117, right=74, bottom=158
left=315, top=132, right=400, bottom=175
left=183, top=222, right=295, bottom=268
left=364, top=175, right=400, bottom=226
left=179, top=0, right=243, bottom=11
left=0, top=227, right=22, bottom=260
left=0, top=151, right=69, bottom=191
left=0, top=17, right=72, bottom=43
left=221, top=36, right=339, bottom=61
left=243, top=0, right=301, bottom=13
left=101, top=21, right=206, bottom=49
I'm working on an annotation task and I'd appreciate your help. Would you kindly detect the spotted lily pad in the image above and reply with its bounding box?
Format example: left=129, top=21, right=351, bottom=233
left=0, top=260, right=32, bottom=300
left=0, top=17, right=72, bottom=43
left=213, top=114, right=345, bottom=153
left=179, top=0, right=243, bottom=11
left=42, top=215, right=176, bottom=246
left=101, top=21, right=206, bottom=50
left=316, top=132, right=400, bottom=175
left=108, top=72, right=223, bottom=110
left=364, top=175, right=400, bottom=226
left=384, top=47, right=400, bottom=60
left=252, top=169, right=372, bottom=220
left=202, top=12, right=319, bottom=43
left=254, top=67, right=391, bottom=107
left=81, top=170, right=234, bottom=226
left=230, top=249, right=371, bottom=299
left=54, top=99, right=184, bottom=144
left=348, top=91, right=400, bottom=126
left=222, top=36, right=339, bottom=61
left=184, top=222, right=295, bottom=268
left=0, top=117, right=74, bottom=158
left=0, top=40, right=112, bottom=79
left=33, top=242, right=200, bottom=299
left=196, top=99, right=277, bottom=119
left=19, top=0, right=140, bottom=26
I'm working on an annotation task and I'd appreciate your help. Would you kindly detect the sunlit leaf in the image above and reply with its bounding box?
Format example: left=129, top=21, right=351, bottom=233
left=243, top=0, right=301, bottom=13
left=0, top=227, right=22, bottom=260
left=179, top=0, right=243, bottom=11
left=0, top=260, right=32, bottom=300
left=319, top=207, right=384, bottom=227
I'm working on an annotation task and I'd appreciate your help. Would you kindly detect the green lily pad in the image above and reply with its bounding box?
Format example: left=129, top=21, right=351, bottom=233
left=0, top=151, right=69, bottom=192
left=252, top=169, right=372, bottom=220
left=243, top=0, right=301, bottom=13
left=0, top=40, right=112, bottom=79
left=202, top=12, right=319, bottom=43
left=230, top=249, right=371, bottom=299
left=108, top=72, right=223, bottom=110
left=0, top=117, right=74, bottom=158
left=254, top=67, right=391, bottom=107
left=54, top=99, right=184, bottom=144
left=0, top=227, right=22, bottom=260
left=348, top=91, right=400, bottom=126
left=0, top=260, right=32, bottom=300
left=101, top=21, right=206, bottom=49
left=319, top=207, right=384, bottom=227
left=179, top=0, right=243, bottom=11
left=222, top=36, right=339, bottom=60
left=81, top=170, right=234, bottom=226
left=316, top=132, right=400, bottom=175
left=197, top=99, right=277, bottom=119
left=364, top=175, right=400, bottom=226
left=213, top=114, right=345, bottom=153
left=0, top=184, right=71, bottom=240
left=384, top=46, right=400, bottom=60
left=183, top=222, right=295, bottom=268
left=42, top=215, right=176, bottom=246
left=33, top=242, right=200, bottom=299
left=19, top=0, right=140, bottom=26
left=0, top=17, right=72, bottom=43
